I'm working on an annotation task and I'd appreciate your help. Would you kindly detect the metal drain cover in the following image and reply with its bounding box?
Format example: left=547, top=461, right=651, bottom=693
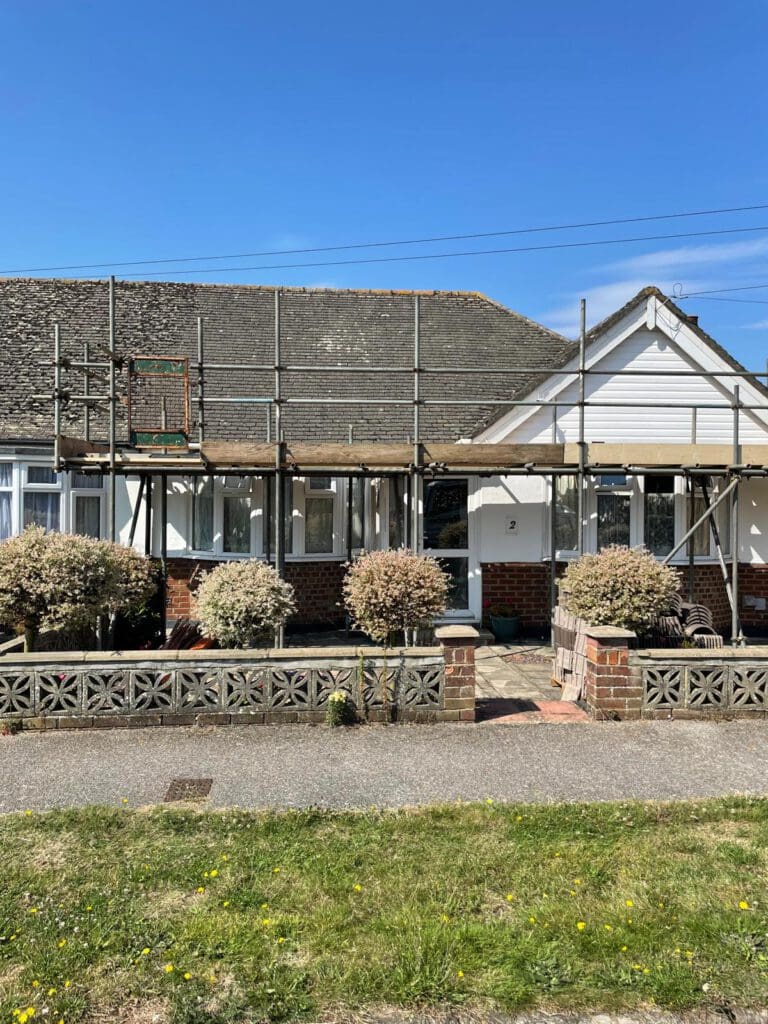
left=164, top=777, right=213, bottom=802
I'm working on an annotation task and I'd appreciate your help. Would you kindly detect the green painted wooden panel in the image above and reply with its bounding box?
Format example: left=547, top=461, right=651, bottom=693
left=131, top=357, right=187, bottom=376
left=131, top=430, right=188, bottom=448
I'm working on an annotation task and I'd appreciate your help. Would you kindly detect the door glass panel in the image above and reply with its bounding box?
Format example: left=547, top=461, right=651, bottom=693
left=644, top=476, right=674, bottom=556
left=389, top=477, right=405, bottom=548
left=597, top=492, right=630, bottom=549
left=351, top=478, right=365, bottom=550
left=264, top=479, right=294, bottom=555
left=74, top=495, right=101, bottom=538
left=223, top=494, right=250, bottom=553
left=423, top=479, right=468, bottom=550
left=440, top=557, right=469, bottom=610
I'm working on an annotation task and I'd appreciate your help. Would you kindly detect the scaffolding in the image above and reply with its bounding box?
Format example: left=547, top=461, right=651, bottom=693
left=35, top=278, right=768, bottom=646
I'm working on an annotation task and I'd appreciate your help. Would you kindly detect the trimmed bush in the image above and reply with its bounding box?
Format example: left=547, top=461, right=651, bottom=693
left=0, top=526, right=157, bottom=651
left=343, top=549, right=449, bottom=644
left=195, top=559, right=296, bottom=648
left=559, top=544, right=680, bottom=633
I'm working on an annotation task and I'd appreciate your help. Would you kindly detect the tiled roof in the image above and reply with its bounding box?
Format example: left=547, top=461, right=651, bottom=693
left=0, top=278, right=576, bottom=444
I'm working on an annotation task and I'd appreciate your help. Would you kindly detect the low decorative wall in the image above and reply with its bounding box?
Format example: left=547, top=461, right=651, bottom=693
left=0, top=626, right=477, bottom=729
left=583, top=625, right=768, bottom=721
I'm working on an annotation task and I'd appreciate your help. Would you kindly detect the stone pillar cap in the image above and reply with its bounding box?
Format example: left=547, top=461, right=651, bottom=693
left=585, top=625, right=636, bottom=640
left=435, top=625, right=480, bottom=641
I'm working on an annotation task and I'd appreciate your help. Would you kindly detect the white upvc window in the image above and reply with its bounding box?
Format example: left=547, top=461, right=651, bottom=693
left=71, top=471, right=104, bottom=538
left=0, top=463, right=12, bottom=540
left=548, top=473, right=732, bottom=562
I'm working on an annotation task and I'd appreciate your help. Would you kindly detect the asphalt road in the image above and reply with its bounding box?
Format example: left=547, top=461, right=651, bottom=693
left=1, top=719, right=768, bottom=812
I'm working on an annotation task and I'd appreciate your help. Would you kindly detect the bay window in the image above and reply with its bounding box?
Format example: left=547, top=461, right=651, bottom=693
left=304, top=477, right=335, bottom=554
left=553, top=474, right=578, bottom=553
left=222, top=477, right=252, bottom=554
left=596, top=475, right=631, bottom=549
left=388, top=477, right=406, bottom=548
left=192, top=477, right=214, bottom=552
left=644, top=475, right=675, bottom=556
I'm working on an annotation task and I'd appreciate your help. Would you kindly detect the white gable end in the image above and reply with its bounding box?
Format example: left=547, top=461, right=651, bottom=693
left=476, top=295, right=768, bottom=445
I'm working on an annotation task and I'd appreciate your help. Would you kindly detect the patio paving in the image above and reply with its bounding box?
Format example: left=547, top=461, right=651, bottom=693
left=474, top=643, right=589, bottom=723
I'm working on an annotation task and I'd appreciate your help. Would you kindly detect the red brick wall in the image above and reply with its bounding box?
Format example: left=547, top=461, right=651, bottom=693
left=481, top=561, right=563, bottom=634
left=165, top=558, right=347, bottom=627
left=482, top=561, right=768, bottom=638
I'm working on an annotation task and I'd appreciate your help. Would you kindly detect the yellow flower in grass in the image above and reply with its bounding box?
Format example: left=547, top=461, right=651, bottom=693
left=277, top=936, right=285, bottom=944
left=604, top=924, right=613, bottom=931
left=57, top=938, right=66, bottom=948
left=576, top=921, right=586, bottom=931
left=625, top=899, right=634, bottom=908
left=353, top=884, right=362, bottom=892
left=272, top=867, right=281, bottom=874
left=210, top=869, right=218, bottom=878
left=456, top=969, right=464, bottom=978
left=528, top=916, right=536, bottom=924
left=31, top=981, right=39, bottom=988
left=261, top=903, right=269, bottom=910
left=47, top=988, right=56, bottom=997
left=183, top=972, right=192, bottom=980
left=505, top=894, right=514, bottom=902
left=223, top=900, right=231, bottom=907
left=485, top=798, right=493, bottom=805
left=163, top=964, right=174, bottom=974
left=141, top=947, right=150, bottom=956
left=196, top=886, right=205, bottom=894
left=64, top=980, right=71, bottom=988
left=739, top=900, right=750, bottom=910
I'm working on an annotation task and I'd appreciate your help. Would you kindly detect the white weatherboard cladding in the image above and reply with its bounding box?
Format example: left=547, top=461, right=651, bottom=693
left=510, top=328, right=768, bottom=445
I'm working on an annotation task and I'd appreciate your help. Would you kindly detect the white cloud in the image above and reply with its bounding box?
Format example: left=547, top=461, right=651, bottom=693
left=540, top=278, right=662, bottom=336
left=744, top=318, right=768, bottom=330
left=603, top=236, right=768, bottom=275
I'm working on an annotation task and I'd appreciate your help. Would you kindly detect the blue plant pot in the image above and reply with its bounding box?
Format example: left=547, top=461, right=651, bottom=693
left=490, top=614, right=521, bottom=642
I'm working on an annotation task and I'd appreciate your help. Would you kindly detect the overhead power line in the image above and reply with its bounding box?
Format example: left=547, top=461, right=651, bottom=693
left=678, top=282, right=768, bottom=297
left=108, top=223, right=768, bottom=278
left=2, top=202, right=768, bottom=275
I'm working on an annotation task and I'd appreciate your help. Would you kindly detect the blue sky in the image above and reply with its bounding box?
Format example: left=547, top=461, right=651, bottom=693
left=2, top=0, right=768, bottom=363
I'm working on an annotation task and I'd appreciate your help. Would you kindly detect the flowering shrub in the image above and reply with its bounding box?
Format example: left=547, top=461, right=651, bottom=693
left=195, top=559, right=296, bottom=648
left=343, top=549, right=448, bottom=644
left=0, top=526, right=157, bottom=651
left=560, top=545, right=679, bottom=633
left=325, top=689, right=355, bottom=726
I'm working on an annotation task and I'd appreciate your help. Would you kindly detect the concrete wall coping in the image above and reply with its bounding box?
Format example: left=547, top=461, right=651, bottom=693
left=631, top=645, right=767, bottom=662
left=0, top=645, right=443, bottom=666
left=434, top=625, right=480, bottom=641
left=585, top=625, right=637, bottom=641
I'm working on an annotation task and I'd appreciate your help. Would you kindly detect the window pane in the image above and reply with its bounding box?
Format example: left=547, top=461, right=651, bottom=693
left=554, top=474, right=578, bottom=551
left=72, top=472, right=103, bottom=489
left=305, top=495, right=334, bottom=554
left=264, top=479, right=293, bottom=555
left=687, top=491, right=711, bottom=556
left=599, top=474, right=627, bottom=487
left=389, top=477, right=405, bottom=549
left=192, top=477, right=214, bottom=551
left=351, top=478, right=365, bottom=549
left=719, top=490, right=731, bottom=556
left=223, top=494, right=251, bottom=553
left=423, top=479, right=468, bottom=550
left=74, top=495, right=101, bottom=538
left=309, top=477, right=332, bottom=490
left=0, top=492, right=10, bottom=539
left=27, top=466, right=59, bottom=485
left=0, top=463, right=12, bottom=488
left=223, top=475, right=250, bottom=489
left=440, top=557, right=469, bottom=610
left=23, top=492, right=60, bottom=531
left=644, top=476, right=674, bottom=556
left=597, top=492, right=630, bottom=549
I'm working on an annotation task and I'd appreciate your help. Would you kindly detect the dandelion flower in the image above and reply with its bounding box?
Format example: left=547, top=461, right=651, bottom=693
left=529, top=916, right=536, bottom=924
left=353, top=884, right=362, bottom=892
left=485, top=798, right=493, bottom=805
left=604, top=924, right=613, bottom=931
left=625, top=899, right=634, bottom=908
left=223, top=900, right=230, bottom=907
left=64, top=980, right=71, bottom=988
left=28, top=908, right=37, bottom=915
left=277, top=937, right=285, bottom=944
left=505, top=894, right=514, bottom=902
left=574, top=878, right=582, bottom=885
left=31, top=981, right=39, bottom=988
left=183, top=972, right=192, bottom=980
left=24, top=810, right=32, bottom=816
left=47, top=989, right=56, bottom=997
left=141, top=947, right=150, bottom=955
left=576, top=921, right=586, bottom=931
left=621, top=945, right=628, bottom=952
left=196, top=886, right=205, bottom=894
left=273, top=867, right=281, bottom=874
left=261, top=903, right=269, bottom=910
left=121, top=798, right=129, bottom=805
left=163, top=964, right=174, bottom=974
left=456, top=969, right=464, bottom=978
left=57, top=938, right=66, bottom=948
left=739, top=900, right=750, bottom=910
left=210, top=869, right=218, bottom=878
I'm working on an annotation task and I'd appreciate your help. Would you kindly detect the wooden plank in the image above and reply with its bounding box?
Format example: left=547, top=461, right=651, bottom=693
left=565, top=442, right=768, bottom=468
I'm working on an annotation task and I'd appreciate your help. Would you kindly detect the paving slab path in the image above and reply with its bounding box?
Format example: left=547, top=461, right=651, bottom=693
left=1, top=719, right=768, bottom=812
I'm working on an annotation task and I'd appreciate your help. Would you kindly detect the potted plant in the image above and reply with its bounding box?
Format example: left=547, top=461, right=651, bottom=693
left=488, top=603, right=521, bottom=642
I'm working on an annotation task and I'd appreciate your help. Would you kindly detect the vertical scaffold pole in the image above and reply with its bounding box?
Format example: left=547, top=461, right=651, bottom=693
left=577, top=299, right=586, bottom=555
left=411, top=296, right=421, bottom=555
left=197, top=317, right=205, bottom=447
left=53, top=324, right=62, bottom=473
left=731, top=385, right=742, bottom=645
left=274, top=289, right=285, bottom=647
left=108, top=276, right=117, bottom=543
left=549, top=403, right=557, bottom=621
left=83, top=341, right=91, bottom=442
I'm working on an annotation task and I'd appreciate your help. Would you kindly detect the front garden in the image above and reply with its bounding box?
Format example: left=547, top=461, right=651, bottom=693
left=1, top=797, right=768, bottom=1021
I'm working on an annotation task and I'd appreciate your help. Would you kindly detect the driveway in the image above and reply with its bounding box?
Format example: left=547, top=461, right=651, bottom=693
left=1, top=719, right=768, bottom=812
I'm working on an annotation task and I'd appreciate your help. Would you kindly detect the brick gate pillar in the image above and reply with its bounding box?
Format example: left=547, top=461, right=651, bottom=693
left=583, top=625, right=641, bottom=720
left=435, top=625, right=479, bottom=723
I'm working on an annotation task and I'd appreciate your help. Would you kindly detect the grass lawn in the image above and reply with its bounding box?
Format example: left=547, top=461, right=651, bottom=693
left=1, top=797, right=767, bottom=1022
